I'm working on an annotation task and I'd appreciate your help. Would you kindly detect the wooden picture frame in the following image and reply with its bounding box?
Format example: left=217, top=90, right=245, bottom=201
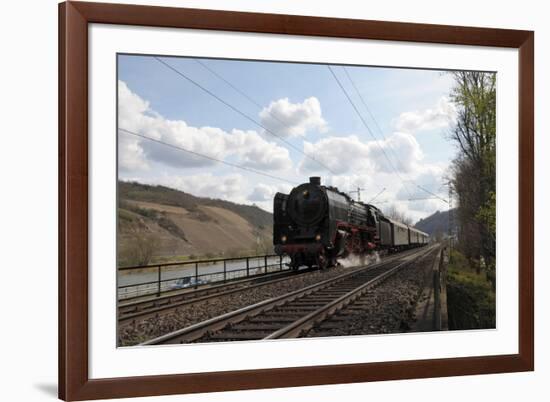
left=59, top=1, right=534, bottom=400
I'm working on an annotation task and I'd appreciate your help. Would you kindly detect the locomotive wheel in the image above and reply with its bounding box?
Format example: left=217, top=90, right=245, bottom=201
left=316, top=252, right=328, bottom=270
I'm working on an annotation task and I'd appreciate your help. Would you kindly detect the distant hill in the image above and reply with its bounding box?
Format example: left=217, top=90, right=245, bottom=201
left=118, top=181, right=273, bottom=266
left=414, top=209, right=457, bottom=237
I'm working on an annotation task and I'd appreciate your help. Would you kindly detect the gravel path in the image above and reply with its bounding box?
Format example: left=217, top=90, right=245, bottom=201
left=119, top=265, right=357, bottom=346
left=305, top=251, right=437, bottom=338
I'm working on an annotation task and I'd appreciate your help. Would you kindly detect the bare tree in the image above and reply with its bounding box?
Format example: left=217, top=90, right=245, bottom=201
left=253, top=227, right=274, bottom=255
left=383, top=205, right=413, bottom=226
left=119, top=227, right=160, bottom=266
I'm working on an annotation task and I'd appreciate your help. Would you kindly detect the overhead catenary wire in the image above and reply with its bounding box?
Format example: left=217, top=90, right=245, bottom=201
left=408, top=197, right=445, bottom=202
left=195, top=59, right=332, bottom=171
left=415, top=185, right=449, bottom=204
left=343, top=66, right=455, bottom=203
left=195, top=60, right=390, bottom=203
left=367, top=187, right=386, bottom=204
left=137, top=58, right=447, bottom=205
left=154, top=57, right=337, bottom=175
left=326, top=65, right=415, bottom=199
left=119, top=127, right=300, bottom=186
left=373, top=199, right=442, bottom=204
left=342, top=67, right=417, bottom=198
left=194, top=59, right=265, bottom=109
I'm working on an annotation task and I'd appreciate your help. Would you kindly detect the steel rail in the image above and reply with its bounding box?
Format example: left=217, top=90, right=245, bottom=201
left=118, top=267, right=318, bottom=326
left=141, top=246, right=433, bottom=345
left=120, top=248, right=424, bottom=325
left=266, top=245, right=439, bottom=339
left=140, top=262, right=374, bottom=345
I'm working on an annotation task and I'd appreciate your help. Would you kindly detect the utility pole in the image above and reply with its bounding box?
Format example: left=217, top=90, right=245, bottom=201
left=348, top=187, right=365, bottom=202
left=441, top=180, right=453, bottom=261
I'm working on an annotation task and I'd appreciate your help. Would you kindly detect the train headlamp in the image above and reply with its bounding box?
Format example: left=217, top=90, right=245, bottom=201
left=281, top=235, right=287, bottom=243
left=315, top=234, right=321, bottom=241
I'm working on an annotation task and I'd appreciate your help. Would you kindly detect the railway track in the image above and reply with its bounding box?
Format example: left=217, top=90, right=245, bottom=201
left=141, top=245, right=438, bottom=345
left=118, top=266, right=319, bottom=326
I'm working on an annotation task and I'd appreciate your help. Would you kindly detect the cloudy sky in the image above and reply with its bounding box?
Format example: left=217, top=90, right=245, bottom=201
left=118, top=54, right=458, bottom=222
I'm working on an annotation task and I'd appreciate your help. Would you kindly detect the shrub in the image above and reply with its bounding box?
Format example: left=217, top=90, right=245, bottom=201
left=118, top=229, right=160, bottom=267
left=446, top=250, right=496, bottom=330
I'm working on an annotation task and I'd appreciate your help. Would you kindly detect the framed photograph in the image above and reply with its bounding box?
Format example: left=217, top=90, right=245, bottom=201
left=59, top=1, right=534, bottom=400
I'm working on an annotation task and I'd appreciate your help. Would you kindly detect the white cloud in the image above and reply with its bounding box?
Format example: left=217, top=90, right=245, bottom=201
left=118, top=81, right=151, bottom=172
left=118, top=80, right=293, bottom=172
left=119, top=135, right=149, bottom=172
left=248, top=183, right=275, bottom=202
left=295, top=129, right=449, bottom=222
left=248, top=182, right=293, bottom=202
left=225, top=129, right=291, bottom=171
left=389, top=163, right=449, bottom=222
left=300, top=136, right=371, bottom=174
left=397, top=163, right=446, bottom=197
left=259, top=97, right=327, bottom=137
left=299, top=132, right=423, bottom=175
left=150, top=173, right=245, bottom=201
left=393, top=96, right=457, bottom=133
left=117, top=81, right=452, bottom=221
left=370, top=132, right=424, bottom=174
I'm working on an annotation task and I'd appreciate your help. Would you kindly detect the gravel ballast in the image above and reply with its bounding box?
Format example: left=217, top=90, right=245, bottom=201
left=119, top=265, right=357, bottom=346
left=305, top=251, right=437, bottom=337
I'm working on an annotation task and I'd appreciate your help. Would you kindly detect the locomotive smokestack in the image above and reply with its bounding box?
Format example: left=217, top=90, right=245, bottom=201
left=309, top=176, right=321, bottom=185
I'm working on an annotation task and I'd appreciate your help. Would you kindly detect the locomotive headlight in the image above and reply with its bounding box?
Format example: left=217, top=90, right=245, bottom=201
left=281, top=235, right=287, bottom=243
left=315, top=234, right=321, bottom=241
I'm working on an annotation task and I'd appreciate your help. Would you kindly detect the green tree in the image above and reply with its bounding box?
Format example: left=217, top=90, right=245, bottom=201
left=449, top=72, right=496, bottom=273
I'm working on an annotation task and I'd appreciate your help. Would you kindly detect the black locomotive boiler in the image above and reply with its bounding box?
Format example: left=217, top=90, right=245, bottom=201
left=273, top=177, right=428, bottom=269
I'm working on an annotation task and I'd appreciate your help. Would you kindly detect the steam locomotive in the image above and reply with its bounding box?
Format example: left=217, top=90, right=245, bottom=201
left=273, top=177, right=429, bottom=269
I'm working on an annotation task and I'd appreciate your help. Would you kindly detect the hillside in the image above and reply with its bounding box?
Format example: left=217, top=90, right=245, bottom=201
left=118, top=181, right=273, bottom=266
left=414, top=209, right=457, bottom=238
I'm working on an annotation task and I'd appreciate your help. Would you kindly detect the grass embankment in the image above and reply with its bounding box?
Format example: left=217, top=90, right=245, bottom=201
left=446, top=250, right=496, bottom=330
